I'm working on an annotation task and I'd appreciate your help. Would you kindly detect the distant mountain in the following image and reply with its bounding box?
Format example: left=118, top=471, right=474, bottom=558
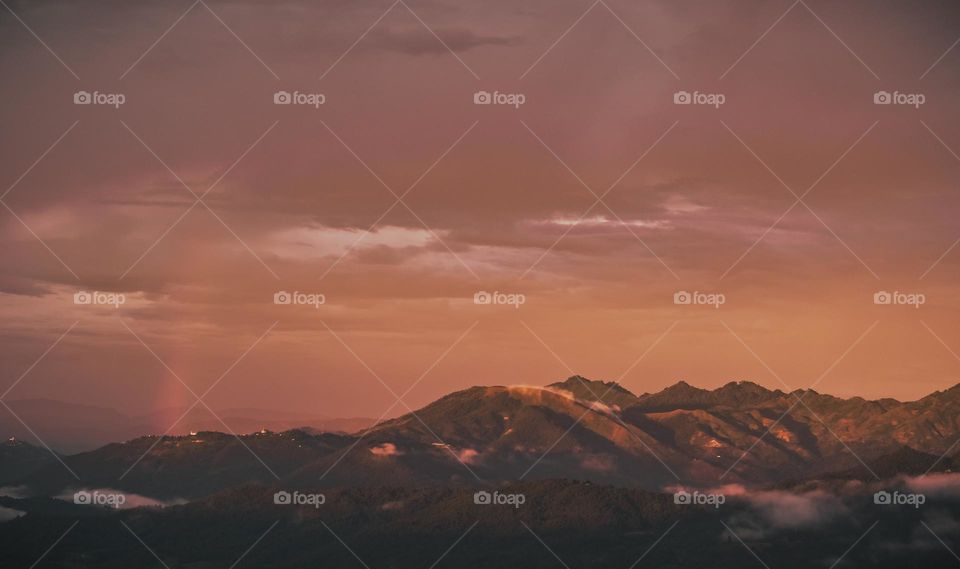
left=0, top=437, right=55, bottom=486
left=7, top=377, right=960, bottom=501
left=818, top=445, right=955, bottom=481
left=0, top=398, right=374, bottom=453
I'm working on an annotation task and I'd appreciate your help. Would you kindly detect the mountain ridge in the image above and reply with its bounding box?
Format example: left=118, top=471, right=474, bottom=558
left=5, top=376, right=960, bottom=500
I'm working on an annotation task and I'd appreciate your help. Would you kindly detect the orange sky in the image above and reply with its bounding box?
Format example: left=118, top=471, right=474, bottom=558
left=1, top=0, right=959, bottom=418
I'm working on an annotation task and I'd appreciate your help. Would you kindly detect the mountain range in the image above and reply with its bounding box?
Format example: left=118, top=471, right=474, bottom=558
left=3, top=376, right=959, bottom=500
left=0, top=399, right=373, bottom=453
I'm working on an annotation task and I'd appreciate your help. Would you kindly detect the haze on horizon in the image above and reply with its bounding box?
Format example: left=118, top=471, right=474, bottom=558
left=2, top=0, right=960, bottom=424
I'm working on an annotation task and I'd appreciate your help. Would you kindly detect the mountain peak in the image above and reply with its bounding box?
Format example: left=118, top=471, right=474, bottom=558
left=546, top=376, right=639, bottom=408
left=636, top=379, right=783, bottom=411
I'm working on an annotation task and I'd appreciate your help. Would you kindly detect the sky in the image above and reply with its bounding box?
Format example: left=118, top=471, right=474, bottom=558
left=1, top=0, right=960, bottom=421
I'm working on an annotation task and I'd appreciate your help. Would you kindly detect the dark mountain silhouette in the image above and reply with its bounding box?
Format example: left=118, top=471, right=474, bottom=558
left=0, top=437, right=56, bottom=486
left=5, top=377, right=960, bottom=501
left=0, top=398, right=373, bottom=453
